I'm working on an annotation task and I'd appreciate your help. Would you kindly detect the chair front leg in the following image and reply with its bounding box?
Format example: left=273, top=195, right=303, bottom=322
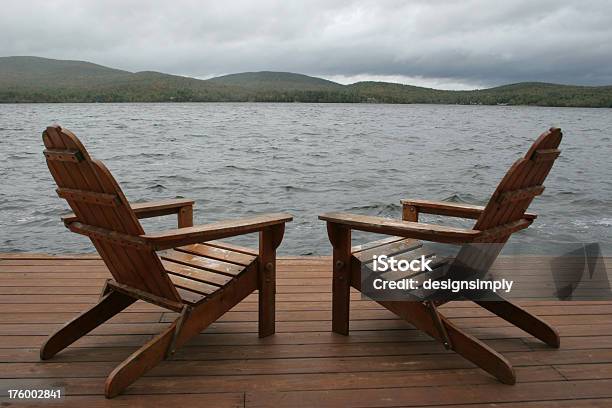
left=105, top=317, right=179, bottom=398
left=326, top=222, right=352, bottom=335
left=258, top=224, right=286, bottom=337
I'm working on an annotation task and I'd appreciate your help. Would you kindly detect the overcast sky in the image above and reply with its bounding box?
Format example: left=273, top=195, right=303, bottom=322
left=1, top=0, right=611, bottom=89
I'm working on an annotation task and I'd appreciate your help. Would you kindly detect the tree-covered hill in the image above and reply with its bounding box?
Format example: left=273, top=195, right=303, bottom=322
left=1, top=56, right=611, bottom=107
left=208, top=71, right=343, bottom=91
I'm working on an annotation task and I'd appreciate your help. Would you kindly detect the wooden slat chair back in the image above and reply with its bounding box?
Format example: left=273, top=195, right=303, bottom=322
left=43, top=126, right=180, bottom=301
left=476, top=127, right=562, bottom=233
left=452, top=127, right=563, bottom=277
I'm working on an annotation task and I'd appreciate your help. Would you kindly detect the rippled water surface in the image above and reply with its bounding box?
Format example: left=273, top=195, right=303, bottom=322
left=1, top=103, right=610, bottom=255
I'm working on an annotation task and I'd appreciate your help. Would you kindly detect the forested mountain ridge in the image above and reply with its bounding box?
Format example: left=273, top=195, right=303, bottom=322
left=1, top=56, right=611, bottom=107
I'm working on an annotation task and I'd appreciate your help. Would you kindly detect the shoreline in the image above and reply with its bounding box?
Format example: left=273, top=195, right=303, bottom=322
left=2, top=101, right=612, bottom=109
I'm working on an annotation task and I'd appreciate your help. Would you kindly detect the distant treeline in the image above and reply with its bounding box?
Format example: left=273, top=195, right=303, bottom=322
left=1, top=56, right=611, bottom=107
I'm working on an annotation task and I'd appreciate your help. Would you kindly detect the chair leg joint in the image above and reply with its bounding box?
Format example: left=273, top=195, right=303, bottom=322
left=99, top=278, right=112, bottom=300
left=424, top=300, right=452, bottom=349
left=165, top=305, right=191, bottom=359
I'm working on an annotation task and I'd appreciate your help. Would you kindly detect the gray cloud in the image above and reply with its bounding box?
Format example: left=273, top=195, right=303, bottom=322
left=1, top=0, right=611, bottom=89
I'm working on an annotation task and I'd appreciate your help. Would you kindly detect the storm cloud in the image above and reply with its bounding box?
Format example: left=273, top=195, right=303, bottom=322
left=1, top=0, right=611, bottom=89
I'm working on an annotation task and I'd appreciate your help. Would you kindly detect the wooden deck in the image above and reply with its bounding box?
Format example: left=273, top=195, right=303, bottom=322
left=1, top=254, right=612, bottom=407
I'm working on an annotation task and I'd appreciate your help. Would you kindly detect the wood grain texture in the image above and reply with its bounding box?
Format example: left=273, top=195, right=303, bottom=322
left=400, top=199, right=537, bottom=220
left=319, top=212, right=480, bottom=243
left=144, top=213, right=293, bottom=250
left=1, top=254, right=611, bottom=406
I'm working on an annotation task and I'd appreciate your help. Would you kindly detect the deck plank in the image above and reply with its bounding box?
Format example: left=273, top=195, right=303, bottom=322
left=0, top=254, right=611, bottom=406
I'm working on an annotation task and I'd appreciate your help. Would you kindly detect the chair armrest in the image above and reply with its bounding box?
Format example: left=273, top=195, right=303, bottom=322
left=61, top=198, right=195, bottom=227
left=131, top=199, right=194, bottom=227
left=143, top=213, right=293, bottom=250
left=401, top=199, right=537, bottom=221
left=319, top=212, right=480, bottom=244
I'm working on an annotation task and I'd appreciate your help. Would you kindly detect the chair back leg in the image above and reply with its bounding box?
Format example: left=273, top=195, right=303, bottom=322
left=40, top=290, right=135, bottom=360
left=476, top=295, right=560, bottom=347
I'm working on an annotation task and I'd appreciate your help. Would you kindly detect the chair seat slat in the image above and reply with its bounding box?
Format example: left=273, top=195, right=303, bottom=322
left=161, top=250, right=244, bottom=276
left=162, top=259, right=232, bottom=287
left=175, top=287, right=207, bottom=305
left=168, top=274, right=218, bottom=295
left=177, top=243, right=256, bottom=266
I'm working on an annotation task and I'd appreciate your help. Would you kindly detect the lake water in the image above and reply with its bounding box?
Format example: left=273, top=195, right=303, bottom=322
left=0, top=103, right=610, bottom=255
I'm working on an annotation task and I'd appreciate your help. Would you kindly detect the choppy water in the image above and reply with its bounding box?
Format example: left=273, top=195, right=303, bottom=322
left=0, top=103, right=610, bottom=255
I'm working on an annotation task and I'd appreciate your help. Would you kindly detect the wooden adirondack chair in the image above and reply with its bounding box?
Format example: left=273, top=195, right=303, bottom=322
left=39, top=125, right=292, bottom=398
left=319, top=127, right=563, bottom=384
